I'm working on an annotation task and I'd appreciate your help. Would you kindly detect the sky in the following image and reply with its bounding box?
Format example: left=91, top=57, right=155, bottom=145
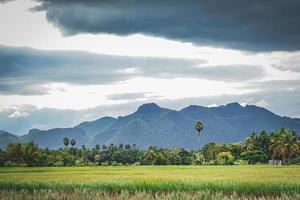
left=0, top=0, right=300, bottom=134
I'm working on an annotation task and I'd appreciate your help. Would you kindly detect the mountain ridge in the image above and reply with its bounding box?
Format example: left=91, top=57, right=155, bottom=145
left=0, top=102, right=299, bottom=149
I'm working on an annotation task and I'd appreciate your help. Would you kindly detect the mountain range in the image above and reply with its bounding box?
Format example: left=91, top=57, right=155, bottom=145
left=0, top=102, right=300, bottom=149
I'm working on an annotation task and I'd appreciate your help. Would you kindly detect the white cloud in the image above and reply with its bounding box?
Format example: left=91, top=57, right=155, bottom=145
left=255, top=100, right=269, bottom=108
left=208, top=103, right=218, bottom=107
left=8, top=110, right=29, bottom=118
left=0, top=0, right=299, bottom=120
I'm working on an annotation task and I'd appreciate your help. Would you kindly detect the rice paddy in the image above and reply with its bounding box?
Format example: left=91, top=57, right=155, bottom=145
left=0, top=165, right=300, bottom=199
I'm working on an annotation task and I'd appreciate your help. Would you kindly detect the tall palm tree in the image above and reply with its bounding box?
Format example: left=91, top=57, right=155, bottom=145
left=244, top=137, right=254, bottom=151
left=250, top=132, right=259, bottom=149
left=95, top=144, right=100, bottom=151
left=70, top=139, right=76, bottom=147
left=272, top=130, right=299, bottom=164
left=195, top=121, right=204, bottom=148
left=269, top=132, right=280, bottom=160
left=63, top=137, right=69, bottom=149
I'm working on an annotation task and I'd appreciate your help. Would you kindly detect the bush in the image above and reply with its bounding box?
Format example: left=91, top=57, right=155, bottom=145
left=234, top=159, right=248, bottom=165
left=290, top=156, right=300, bottom=165
left=216, top=152, right=234, bottom=165
left=88, top=162, right=96, bottom=166
left=3, top=161, right=18, bottom=167
left=133, top=161, right=141, bottom=166
left=75, top=160, right=85, bottom=167
left=192, top=153, right=205, bottom=165
left=240, top=150, right=268, bottom=164
left=111, top=161, right=122, bottom=166
left=53, top=161, right=64, bottom=167
left=101, top=161, right=109, bottom=166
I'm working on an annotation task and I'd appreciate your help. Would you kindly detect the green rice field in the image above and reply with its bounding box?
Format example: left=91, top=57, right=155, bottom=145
left=0, top=165, right=300, bottom=199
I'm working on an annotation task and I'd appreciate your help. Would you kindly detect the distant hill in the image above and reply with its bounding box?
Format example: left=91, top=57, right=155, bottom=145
left=0, top=130, right=19, bottom=149
left=1, top=102, right=300, bottom=149
left=20, top=128, right=89, bottom=149
left=75, top=117, right=116, bottom=138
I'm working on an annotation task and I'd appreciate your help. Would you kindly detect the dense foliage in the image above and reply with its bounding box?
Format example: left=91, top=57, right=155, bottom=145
left=0, top=128, right=299, bottom=167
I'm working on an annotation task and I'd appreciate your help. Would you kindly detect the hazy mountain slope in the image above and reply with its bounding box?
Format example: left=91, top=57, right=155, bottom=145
left=75, top=117, right=116, bottom=138
left=21, top=128, right=89, bottom=149
left=1, top=102, right=300, bottom=149
left=92, top=103, right=300, bottom=148
left=0, top=131, right=19, bottom=149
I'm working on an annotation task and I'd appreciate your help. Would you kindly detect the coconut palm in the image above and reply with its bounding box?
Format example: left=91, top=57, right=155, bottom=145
left=272, top=129, right=299, bottom=164
left=244, top=137, right=254, bottom=151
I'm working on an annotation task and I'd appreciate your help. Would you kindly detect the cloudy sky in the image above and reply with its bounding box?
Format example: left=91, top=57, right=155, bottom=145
left=1, top=0, right=300, bottom=134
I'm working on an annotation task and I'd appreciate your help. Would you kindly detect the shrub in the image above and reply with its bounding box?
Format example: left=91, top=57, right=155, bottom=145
left=291, top=156, right=300, bottom=165
left=3, top=161, right=18, bottom=167
left=75, top=160, right=85, bottom=167
left=53, top=161, right=63, bottom=167
left=234, top=159, right=248, bottom=165
left=216, top=152, right=234, bottom=165
left=101, top=161, right=109, bottom=166
left=240, top=150, right=268, bottom=164
left=133, top=161, right=141, bottom=166
left=192, top=153, right=205, bottom=165
left=111, top=161, right=122, bottom=166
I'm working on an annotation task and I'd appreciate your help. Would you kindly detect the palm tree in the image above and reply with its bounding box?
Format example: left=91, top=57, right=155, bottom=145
left=195, top=121, right=204, bottom=148
left=244, top=137, right=254, bottom=151
left=70, top=139, right=76, bottom=156
left=70, top=139, right=76, bottom=147
left=95, top=144, right=100, bottom=151
left=250, top=132, right=259, bottom=149
left=272, top=129, right=299, bottom=164
left=63, top=137, right=69, bottom=149
left=269, top=132, right=280, bottom=160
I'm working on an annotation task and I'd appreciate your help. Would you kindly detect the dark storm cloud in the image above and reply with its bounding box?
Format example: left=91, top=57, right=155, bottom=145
left=0, top=45, right=265, bottom=95
left=28, top=0, right=300, bottom=51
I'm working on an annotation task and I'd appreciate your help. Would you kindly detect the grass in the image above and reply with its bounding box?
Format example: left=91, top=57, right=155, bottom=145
left=0, top=165, right=300, bottom=199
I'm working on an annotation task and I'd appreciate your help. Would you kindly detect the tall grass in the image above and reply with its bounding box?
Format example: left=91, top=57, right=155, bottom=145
left=0, top=165, right=299, bottom=198
left=0, top=180, right=299, bottom=195
left=0, top=189, right=299, bottom=200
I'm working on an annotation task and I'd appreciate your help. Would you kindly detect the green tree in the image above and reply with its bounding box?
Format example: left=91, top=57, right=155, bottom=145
left=192, top=152, right=205, bottom=165
left=6, top=143, right=24, bottom=165
left=22, top=142, right=40, bottom=166
left=0, top=148, right=6, bottom=166
left=244, top=137, right=254, bottom=151
left=202, top=142, right=217, bottom=161
left=95, top=144, right=100, bottom=151
left=216, top=152, right=234, bottom=165
left=271, top=129, right=299, bottom=164
left=241, top=150, right=268, bottom=164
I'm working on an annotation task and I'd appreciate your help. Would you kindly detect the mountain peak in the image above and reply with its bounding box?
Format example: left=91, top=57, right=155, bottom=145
left=225, top=102, right=243, bottom=109
left=137, top=103, right=162, bottom=114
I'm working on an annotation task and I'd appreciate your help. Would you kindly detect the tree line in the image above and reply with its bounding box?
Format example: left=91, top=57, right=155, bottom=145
left=0, top=128, right=299, bottom=167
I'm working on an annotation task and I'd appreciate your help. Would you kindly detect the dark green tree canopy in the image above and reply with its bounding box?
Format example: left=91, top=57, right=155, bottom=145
left=63, top=138, right=69, bottom=147
left=70, top=139, right=76, bottom=147
left=195, top=121, right=204, bottom=135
